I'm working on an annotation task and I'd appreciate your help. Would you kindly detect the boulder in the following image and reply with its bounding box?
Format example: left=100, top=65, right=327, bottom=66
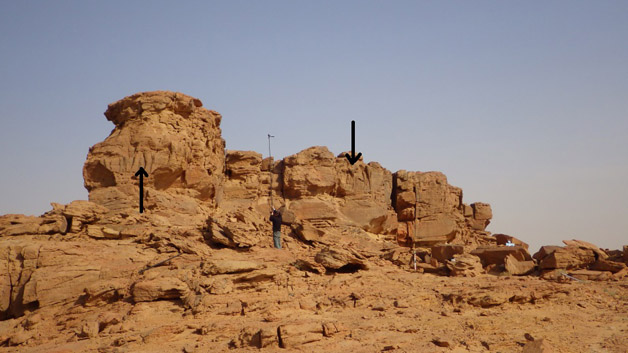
left=431, top=244, right=464, bottom=263
left=208, top=208, right=268, bottom=248
left=624, top=245, right=628, bottom=265
left=278, top=323, right=323, bottom=348
left=523, top=338, right=554, bottom=353
left=277, top=206, right=296, bottom=225
left=283, top=147, right=336, bottom=198
left=533, top=246, right=562, bottom=261
left=293, top=223, right=325, bottom=243
left=0, top=214, right=67, bottom=236
left=56, top=200, right=108, bottom=233
left=470, top=202, right=492, bottom=230
left=314, top=247, right=367, bottom=272
left=539, top=247, right=596, bottom=270
left=87, top=225, right=121, bottom=239
left=562, top=239, right=608, bottom=260
left=131, top=277, right=189, bottom=302
left=470, top=246, right=532, bottom=266
left=494, top=233, right=529, bottom=249
left=588, top=259, right=626, bottom=274
left=504, top=254, right=535, bottom=275
left=446, top=254, right=483, bottom=277
left=471, top=202, right=492, bottom=220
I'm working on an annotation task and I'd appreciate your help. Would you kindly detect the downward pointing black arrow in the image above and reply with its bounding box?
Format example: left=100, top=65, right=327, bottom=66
left=344, top=120, right=362, bottom=165
left=134, top=167, right=148, bottom=213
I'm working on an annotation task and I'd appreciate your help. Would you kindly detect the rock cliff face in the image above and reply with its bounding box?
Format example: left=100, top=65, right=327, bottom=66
left=79, top=91, right=491, bottom=248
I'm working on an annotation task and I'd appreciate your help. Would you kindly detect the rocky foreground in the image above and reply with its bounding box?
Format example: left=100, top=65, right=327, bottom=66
left=1, top=91, right=627, bottom=352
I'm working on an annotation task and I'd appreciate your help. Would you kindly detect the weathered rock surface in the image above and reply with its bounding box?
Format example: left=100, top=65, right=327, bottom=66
left=562, top=239, right=608, bottom=260
left=392, top=170, right=492, bottom=247
left=0, top=214, right=67, bottom=236
left=505, top=254, right=535, bottom=275
left=278, top=322, right=323, bottom=348
left=523, top=338, right=554, bottom=353
left=201, top=260, right=264, bottom=275
left=83, top=91, right=225, bottom=225
left=314, top=247, right=368, bottom=272
left=539, top=247, right=596, bottom=270
left=494, top=233, right=529, bottom=249
left=446, top=254, right=483, bottom=277
left=131, top=277, right=189, bottom=302
left=431, top=244, right=464, bottom=262
left=589, top=259, right=626, bottom=273
left=208, top=208, right=269, bottom=248
left=0, top=239, right=152, bottom=319
left=471, top=246, right=532, bottom=266
left=533, top=245, right=562, bottom=261
left=1, top=91, right=626, bottom=352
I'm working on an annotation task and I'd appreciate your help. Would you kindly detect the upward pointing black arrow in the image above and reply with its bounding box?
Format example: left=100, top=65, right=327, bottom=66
left=135, top=167, right=148, bottom=213
left=344, top=120, right=362, bottom=165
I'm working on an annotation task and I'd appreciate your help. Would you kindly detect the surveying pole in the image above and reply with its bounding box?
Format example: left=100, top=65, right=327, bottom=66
left=268, top=134, right=275, bottom=210
left=413, top=186, right=418, bottom=271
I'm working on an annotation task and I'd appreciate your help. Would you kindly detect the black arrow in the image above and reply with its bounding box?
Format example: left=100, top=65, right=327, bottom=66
left=134, top=167, right=148, bottom=213
left=344, top=120, right=362, bottom=165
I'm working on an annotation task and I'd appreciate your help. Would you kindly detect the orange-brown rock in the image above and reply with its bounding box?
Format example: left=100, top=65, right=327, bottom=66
left=4, top=91, right=628, bottom=352
left=223, top=150, right=263, bottom=202
left=589, top=259, right=626, bottom=273
left=539, top=246, right=596, bottom=270
left=523, top=338, right=554, bottom=353
left=83, top=91, right=225, bottom=224
left=314, top=247, right=368, bottom=272
left=393, top=170, right=462, bottom=221
left=0, top=239, right=153, bottom=319
left=567, top=269, right=612, bottom=281
left=391, top=170, right=491, bottom=246
left=431, top=244, right=464, bottom=262
left=0, top=214, right=68, bottom=236
left=283, top=147, right=336, bottom=198
left=562, top=239, right=608, bottom=260
left=505, top=254, right=535, bottom=275
left=470, top=246, right=532, bottom=266
left=533, top=245, right=562, bottom=261
left=278, top=322, right=323, bottom=348
left=208, top=208, right=269, bottom=248
left=131, top=277, right=190, bottom=303
left=494, top=233, right=529, bottom=249
left=468, top=202, right=492, bottom=230
left=446, top=254, right=483, bottom=277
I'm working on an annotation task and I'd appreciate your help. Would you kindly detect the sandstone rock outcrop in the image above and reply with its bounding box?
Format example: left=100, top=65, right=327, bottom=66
left=392, top=170, right=492, bottom=247
left=0, top=239, right=153, bottom=320
left=3, top=91, right=626, bottom=352
left=83, top=91, right=225, bottom=226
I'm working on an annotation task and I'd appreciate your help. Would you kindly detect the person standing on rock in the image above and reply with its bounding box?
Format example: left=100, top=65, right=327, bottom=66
left=269, top=209, right=282, bottom=249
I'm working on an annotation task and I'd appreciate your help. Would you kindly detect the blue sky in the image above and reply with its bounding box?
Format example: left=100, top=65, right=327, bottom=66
left=1, top=1, right=627, bottom=252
